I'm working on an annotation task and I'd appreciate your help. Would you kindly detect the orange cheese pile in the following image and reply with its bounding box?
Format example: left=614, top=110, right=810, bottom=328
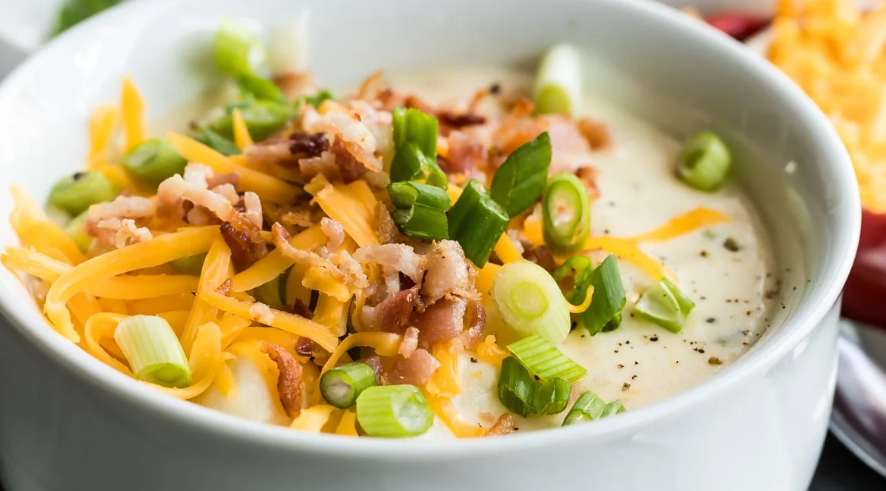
left=769, top=0, right=886, bottom=211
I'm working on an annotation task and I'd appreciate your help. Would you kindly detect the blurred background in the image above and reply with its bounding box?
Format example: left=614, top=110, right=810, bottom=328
left=0, top=0, right=884, bottom=489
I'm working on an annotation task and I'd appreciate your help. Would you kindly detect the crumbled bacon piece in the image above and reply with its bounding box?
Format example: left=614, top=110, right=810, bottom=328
left=220, top=221, right=268, bottom=271
left=577, top=118, right=613, bottom=150
left=330, top=141, right=366, bottom=183
left=398, top=327, right=420, bottom=358
left=457, top=301, right=486, bottom=349
left=295, top=336, right=315, bottom=357
left=261, top=342, right=304, bottom=418
left=88, top=195, right=155, bottom=222
left=422, top=240, right=470, bottom=304
left=443, top=131, right=487, bottom=174
left=388, top=348, right=440, bottom=386
left=404, top=95, right=436, bottom=115
left=289, top=299, right=314, bottom=320
left=523, top=245, right=557, bottom=273
left=438, top=112, right=487, bottom=129
left=374, top=203, right=400, bottom=244
left=353, top=244, right=426, bottom=283
left=289, top=132, right=329, bottom=159
left=487, top=414, right=518, bottom=436
left=414, top=297, right=467, bottom=348
left=245, top=140, right=298, bottom=168
left=361, top=285, right=421, bottom=332
left=250, top=302, right=275, bottom=325
left=320, top=217, right=346, bottom=252
left=206, top=172, right=240, bottom=189
left=215, top=278, right=233, bottom=296
left=576, top=167, right=600, bottom=201
left=274, top=71, right=314, bottom=100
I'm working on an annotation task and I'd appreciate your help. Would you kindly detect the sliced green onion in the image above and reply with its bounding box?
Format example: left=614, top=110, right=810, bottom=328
left=542, top=172, right=591, bottom=255
left=303, top=90, right=337, bottom=108
left=448, top=180, right=509, bottom=267
left=389, top=107, right=446, bottom=188
left=507, top=334, right=587, bottom=382
left=532, top=376, right=572, bottom=415
left=122, top=138, right=187, bottom=186
left=490, top=132, right=552, bottom=217
left=677, top=131, right=732, bottom=192
left=498, top=357, right=571, bottom=416
left=492, top=261, right=571, bottom=344
left=562, top=391, right=625, bottom=426
left=580, top=255, right=626, bottom=336
left=320, top=362, right=378, bottom=409
left=236, top=73, right=285, bottom=103
left=215, top=19, right=267, bottom=78
left=169, top=253, right=207, bottom=275
left=48, top=171, right=118, bottom=216
left=113, top=315, right=192, bottom=388
left=388, top=181, right=451, bottom=241
left=533, top=43, right=583, bottom=115
left=252, top=276, right=284, bottom=310
left=64, top=210, right=92, bottom=253
left=53, top=0, right=122, bottom=36
left=209, top=100, right=295, bottom=143
left=356, top=385, right=434, bottom=438
left=635, top=278, right=695, bottom=333
left=198, top=128, right=241, bottom=157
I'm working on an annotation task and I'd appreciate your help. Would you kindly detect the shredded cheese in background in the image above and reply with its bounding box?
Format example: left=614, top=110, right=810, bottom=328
left=769, top=0, right=886, bottom=211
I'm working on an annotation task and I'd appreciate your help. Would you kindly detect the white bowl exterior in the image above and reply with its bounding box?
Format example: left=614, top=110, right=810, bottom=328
left=0, top=0, right=860, bottom=490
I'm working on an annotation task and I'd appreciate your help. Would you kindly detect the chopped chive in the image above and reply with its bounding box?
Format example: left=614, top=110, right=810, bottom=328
left=209, top=100, right=295, bottom=143
left=49, top=171, right=118, bottom=216
left=252, top=276, right=284, bottom=310
left=113, top=315, right=192, bottom=388
left=215, top=19, right=267, bottom=78
left=169, top=253, right=207, bottom=276
left=320, top=362, right=378, bottom=409
left=448, top=180, right=509, bottom=267
left=533, top=44, right=583, bottom=115
left=197, top=128, right=241, bottom=156
left=635, top=278, right=695, bottom=333
left=490, top=132, right=552, bottom=217
left=389, top=107, right=447, bottom=188
left=356, top=385, right=434, bottom=437
left=542, top=172, right=591, bottom=255
left=64, top=210, right=92, bottom=253
left=677, top=131, right=732, bottom=192
left=507, top=334, right=587, bottom=382
left=122, top=138, right=188, bottom=186
left=562, top=391, right=625, bottom=426
left=492, top=261, right=571, bottom=344
left=579, top=255, right=626, bottom=336
left=387, top=181, right=451, bottom=241
left=497, top=357, right=571, bottom=416
left=303, top=89, right=337, bottom=108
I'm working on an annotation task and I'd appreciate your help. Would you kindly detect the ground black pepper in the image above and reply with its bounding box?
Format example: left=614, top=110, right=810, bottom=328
left=723, top=237, right=741, bottom=252
left=622, top=383, right=631, bottom=391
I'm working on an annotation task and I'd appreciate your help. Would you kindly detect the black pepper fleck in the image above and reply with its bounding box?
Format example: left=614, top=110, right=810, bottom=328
left=700, top=250, right=709, bottom=258
left=631, top=375, right=638, bottom=380
left=617, top=363, right=624, bottom=369
left=470, top=357, right=478, bottom=363
left=723, top=237, right=741, bottom=252
left=708, top=356, right=723, bottom=365
left=489, top=82, right=502, bottom=94
left=706, top=317, right=716, bottom=323
left=622, top=383, right=631, bottom=391
left=650, top=336, right=659, bottom=342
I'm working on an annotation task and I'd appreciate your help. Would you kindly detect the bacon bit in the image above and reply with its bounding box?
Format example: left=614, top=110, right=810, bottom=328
left=295, top=336, right=315, bottom=357
left=330, top=141, right=366, bottom=183
left=215, top=278, right=233, bottom=295
left=271, top=223, right=343, bottom=278
left=289, top=299, right=314, bottom=320
left=250, top=302, right=275, bottom=325
left=414, top=297, right=466, bottom=348
left=261, top=342, right=304, bottom=418
left=281, top=209, right=314, bottom=228
left=206, top=172, right=240, bottom=189
left=523, top=245, right=557, bottom=273
left=362, top=285, right=421, bottom=332
left=444, top=131, right=488, bottom=174
left=184, top=204, right=223, bottom=226
left=300, top=105, right=382, bottom=171
left=487, top=413, right=518, bottom=436
left=388, top=348, right=440, bottom=386
left=467, top=88, right=490, bottom=113
left=274, top=71, right=314, bottom=100
left=298, top=151, right=339, bottom=181
left=289, top=132, right=330, bottom=159
left=245, top=140, right=298, bottom=168
left=575, top=167, right=600, bottom=201
left=404, top=95, right=436, bottom=115
left=457, top=301, right=486, bottom=349
left=398, top=326, right=420, bottom=358
left=438, top=112, right=487, bottom=129
left=353, top=244, right=426, bottom=283
left=356, top=70, right=384, bottom=100
left=337, top=250, right=370, bottom=289
left=363, top=355, right=388, bottom=385
left=220, top=221, right=268, bottom=271
left=243, top=192, right=263, bottom=229
left=88, top=195, right=155, bottom=222
left=320, top=217, right=346, bottom=252
left=422, top=240, right=470, bottom=304
left=374, top=202, right=399, bottom=244
left=577, top=118, right=613, bottom=150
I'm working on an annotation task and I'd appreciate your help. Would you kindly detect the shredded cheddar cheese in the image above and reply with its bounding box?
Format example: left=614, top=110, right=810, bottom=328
left=321, top=332, right=402, bottom=374
left=9, top=186, right=85, bottom=265
left=335, top=409, right=359, bottom=436
left=181, top=236, right=231, bottom=351
left=88, top=104, right=120, bottom=163
left=121, top=77, right=146, bottom=152
left=232, top=108, right=254, bottom=149
left=305, top=175, right=380, bottom=247
left=474, top=335, right=509, bottom=368
left=426, top=341, right=462, bottom=397
left=493, top=233, right=524, bottom=264
left=769, top=0, right=886, bottom=211
left=291, top=405, right=340, bottom=432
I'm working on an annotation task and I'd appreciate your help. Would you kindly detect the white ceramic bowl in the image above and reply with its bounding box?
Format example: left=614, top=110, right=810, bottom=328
left=0, top=0, right=860, bottom=490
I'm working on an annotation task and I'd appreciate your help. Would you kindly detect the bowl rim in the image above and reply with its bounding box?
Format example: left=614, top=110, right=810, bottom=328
left=0, top=0, right=861, bottom=459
